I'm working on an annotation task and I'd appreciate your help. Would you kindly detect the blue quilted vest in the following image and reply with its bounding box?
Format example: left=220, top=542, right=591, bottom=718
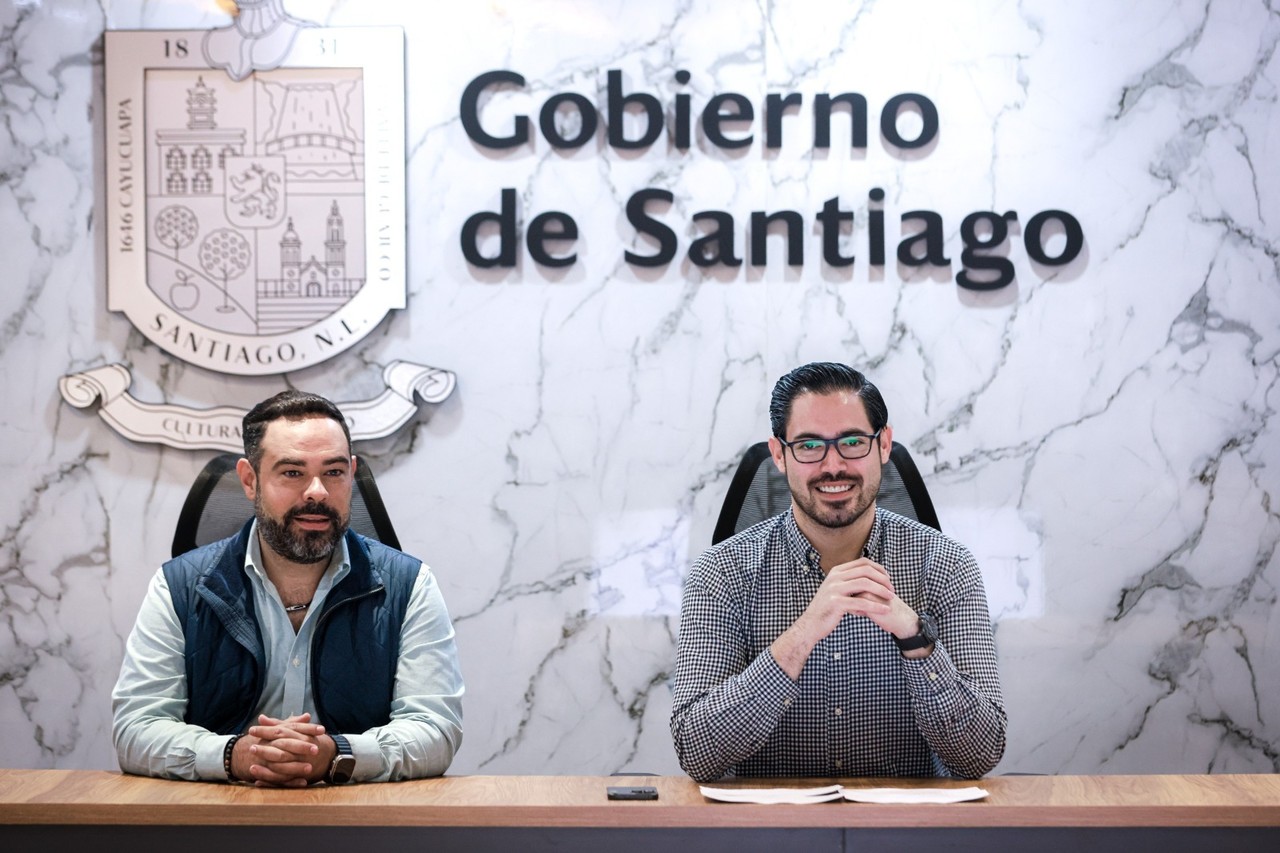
left=162, top=521, right=418, bottom=735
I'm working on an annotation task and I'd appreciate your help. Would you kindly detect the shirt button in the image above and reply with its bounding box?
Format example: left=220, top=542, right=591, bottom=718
left=292, top=658, right=301, bottom=667
left=834, top=760, right=843, bottom=769
left=783, top=698, right=792, bottom=708
left=832, top=651, right=842, bottom=660
left=928, top=672, right=938, bottom=681
left=834, top=708, right=842, bottom=716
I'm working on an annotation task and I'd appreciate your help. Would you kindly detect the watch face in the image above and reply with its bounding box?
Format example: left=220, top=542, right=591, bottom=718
left=919, top=612, right=938, bottom=644
left=329, top=754, right=356, bottom=785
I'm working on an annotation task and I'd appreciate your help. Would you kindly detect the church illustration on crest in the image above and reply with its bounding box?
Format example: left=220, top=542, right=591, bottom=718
left=154, top=77, right=245, bottom=196
left=254, top=202, right=362, bottom=332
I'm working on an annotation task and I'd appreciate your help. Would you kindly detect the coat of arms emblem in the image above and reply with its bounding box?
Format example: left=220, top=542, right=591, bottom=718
left=61, top=4, right=453, bottom=451
left=104, top=19, right=406, bottom=375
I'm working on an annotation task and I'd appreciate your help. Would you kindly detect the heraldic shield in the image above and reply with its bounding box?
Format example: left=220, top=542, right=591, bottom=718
left=103, top=23, right=406, bottom=377
left=66, top=9, right=456, bottom=453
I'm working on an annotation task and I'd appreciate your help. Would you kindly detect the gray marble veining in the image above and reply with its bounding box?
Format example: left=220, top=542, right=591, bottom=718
left=0, top=0, right=1276, bottom=776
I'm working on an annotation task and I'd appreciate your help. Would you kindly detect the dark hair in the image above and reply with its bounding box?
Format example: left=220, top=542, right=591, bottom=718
left=768, top=362, right=889, bottom=438
left=242, top=390, right=352, bottom=469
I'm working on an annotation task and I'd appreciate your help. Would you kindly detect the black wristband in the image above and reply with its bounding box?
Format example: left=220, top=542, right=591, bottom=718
left=223, top=734, right=240, bottom=782
left=893, top=612, right=939, bottom=653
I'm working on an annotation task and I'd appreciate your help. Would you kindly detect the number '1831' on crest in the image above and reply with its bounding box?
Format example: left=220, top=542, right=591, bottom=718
left=104, top=25, right=406, bottom=376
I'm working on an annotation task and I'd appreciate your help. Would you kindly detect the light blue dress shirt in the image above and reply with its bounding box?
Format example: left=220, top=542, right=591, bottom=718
left=112, top=523, right=464, bottom=782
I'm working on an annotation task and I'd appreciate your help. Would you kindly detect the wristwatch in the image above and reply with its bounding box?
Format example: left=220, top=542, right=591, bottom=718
left=893, top=612, right=938, bottom=653
left=326, top=733, right=356, bottom=785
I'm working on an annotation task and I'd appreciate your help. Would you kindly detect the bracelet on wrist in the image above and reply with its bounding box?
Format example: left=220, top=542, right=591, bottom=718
left=223, top=734, right=240, bottom=782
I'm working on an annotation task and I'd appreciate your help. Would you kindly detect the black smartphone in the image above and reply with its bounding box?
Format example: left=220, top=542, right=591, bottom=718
left=607, top=785, right=659, bottom=801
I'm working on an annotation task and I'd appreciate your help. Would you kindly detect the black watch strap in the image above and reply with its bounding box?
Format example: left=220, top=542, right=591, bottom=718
left=893, top=612, right=938, bottom=652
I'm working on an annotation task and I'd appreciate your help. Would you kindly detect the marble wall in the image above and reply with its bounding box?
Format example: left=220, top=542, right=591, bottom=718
left=1, top=0, right=1276, bottom=776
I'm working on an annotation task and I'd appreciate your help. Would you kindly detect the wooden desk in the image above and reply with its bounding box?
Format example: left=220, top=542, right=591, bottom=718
left=2, top=770, right=1277, bottom=853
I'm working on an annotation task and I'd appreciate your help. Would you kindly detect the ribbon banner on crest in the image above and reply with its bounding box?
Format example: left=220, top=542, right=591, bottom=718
left=59, top=361, right=455, bottom=453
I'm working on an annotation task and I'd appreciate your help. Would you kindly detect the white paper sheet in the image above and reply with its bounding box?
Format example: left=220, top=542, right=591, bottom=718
left=840, top=786, right=989, bottom=804
left=698, top=784, right=844, bottom=804
left=698, top=784, right=989, bottom=805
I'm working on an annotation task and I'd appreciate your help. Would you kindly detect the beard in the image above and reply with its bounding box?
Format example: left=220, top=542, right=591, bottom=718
left=789, top=470, right=878, bottom=530
left=255, top=493, right=349, bottom=565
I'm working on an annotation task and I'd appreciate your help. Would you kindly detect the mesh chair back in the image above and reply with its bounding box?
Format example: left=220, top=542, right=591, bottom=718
left=171, top=453, right=401, bottom=558
left=711, top=440, right=940, bottom=545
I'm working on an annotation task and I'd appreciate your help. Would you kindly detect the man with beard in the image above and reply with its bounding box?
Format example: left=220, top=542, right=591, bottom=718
left=112, top=391, right=463, bottom=785
left=671, top=363, right=1005, bottom=781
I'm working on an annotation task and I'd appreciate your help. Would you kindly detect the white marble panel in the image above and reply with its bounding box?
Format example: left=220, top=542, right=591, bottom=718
left=0, top=0, right=1276, bottom=778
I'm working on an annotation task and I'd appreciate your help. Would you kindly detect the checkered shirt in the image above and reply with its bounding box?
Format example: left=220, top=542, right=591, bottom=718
left=671, top=507, right=1006, bottom=781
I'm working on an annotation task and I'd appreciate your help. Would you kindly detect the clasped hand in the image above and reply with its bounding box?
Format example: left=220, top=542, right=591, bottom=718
left=801, top=557, right=919, bottom=640
left=232, top=712, right=335, bottom=787
left=772, top=558, right=922, bottom=679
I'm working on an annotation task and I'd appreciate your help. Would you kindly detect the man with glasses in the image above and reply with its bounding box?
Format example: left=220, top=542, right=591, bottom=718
left=671, top=362, right=1005, bottom=781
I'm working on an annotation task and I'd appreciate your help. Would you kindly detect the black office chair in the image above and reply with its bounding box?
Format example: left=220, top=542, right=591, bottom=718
left=171, top=452, right=402, bottom=558
left=711, top=440, right=941, bottom=545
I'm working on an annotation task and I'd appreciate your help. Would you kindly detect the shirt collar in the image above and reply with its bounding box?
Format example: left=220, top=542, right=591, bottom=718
left=863, top=507, right=886, bottom=561
left=243, top=518, right=352, bottom=590
left=781, top=509, right=822, bottom=574
left=782, top=506, right=886, bottom=573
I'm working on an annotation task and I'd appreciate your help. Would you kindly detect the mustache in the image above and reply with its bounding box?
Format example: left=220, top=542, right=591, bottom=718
left=285, top=502, right=342, bottom=525
left=810, top=473, right=860, bottom=484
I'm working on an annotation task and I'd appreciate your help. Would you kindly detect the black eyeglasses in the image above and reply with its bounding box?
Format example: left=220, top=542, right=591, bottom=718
left=779, top=430, right=882, bottom=464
